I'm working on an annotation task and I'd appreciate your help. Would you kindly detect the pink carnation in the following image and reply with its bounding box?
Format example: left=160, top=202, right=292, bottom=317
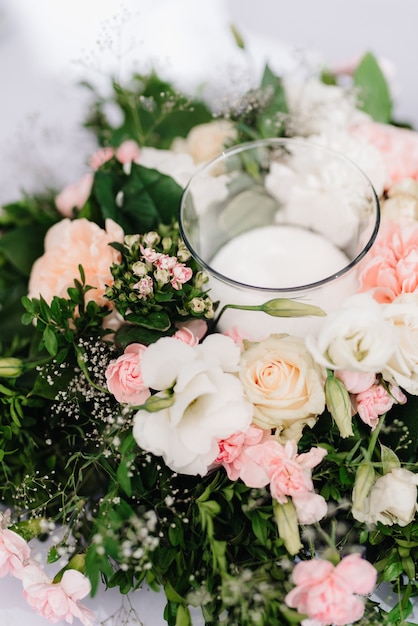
left=55, top=173, right=93, bottom=218
left=359, top=219, right=418, bottom=302
left=28, top=217, right=124, bottom=307
left=350, top=121, right=418, bottom=188
left=355, top=383, right=407, bottom=429
left=90, top=146, right=114, bottom=170
left=115, top=140, right=141, bottom=164
left=216, top=426, right=273, bottom=487
left=22, top=563, right=95, bottom=625
left=0, top=527, right=30, bottom=578
left=285, top=553, right=377, bottom=626
left=105, top=343, right=151, bottom=406
left=247, top=439, right=327, bottom=504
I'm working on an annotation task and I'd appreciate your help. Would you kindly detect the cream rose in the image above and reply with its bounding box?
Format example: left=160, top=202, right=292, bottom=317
left=238, top=334, right=325, bottom=440
left=382, top=293, right=418, bottom=393
left=133, top=334, right=253, bottom=475
left=306, top=293, right=397, bottom=372
left=172, top=120, right=237, bottom=164
left=28, top=217, right=124, bottom=307
left=352, top=468, right=418, bottom=527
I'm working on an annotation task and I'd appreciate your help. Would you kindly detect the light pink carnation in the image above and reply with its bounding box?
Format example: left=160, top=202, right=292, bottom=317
left=55, top=173, right=93, bottom=217
left=355, top=383, right=406, bottom=429
left=22, top=563, right=95, bottom=625
left=90, top=146, right=114, bottom=170
left=0, top=527, right=30, bottom=578
left=350, top=121, right=418, bottom=188
left=359, top=219, right=418, bottom=302
left=285, top=553, right=377, bottom=626
left=247, top=439, right=327, bottom=504
left=28, top=217, right=124, bottom=307
left=115, top=140, right=141, bottom=164
left=105, top=343, right=151, bottom=406
left=216, top=426, right=273, bottom=487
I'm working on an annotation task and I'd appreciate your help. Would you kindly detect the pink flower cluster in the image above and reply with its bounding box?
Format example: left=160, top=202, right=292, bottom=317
left=216, top=429, right=327, bottom=524
left=0, top=522, right=94, bottom=625
left=336, top=370, right=406, bottom=429
left=359, top=219, right=418, bottom=303
left=140, top=244, right=193, bottom=291
left=285, top=553, right=377, bottom=626
left=55, top=140, right=141, bottom=217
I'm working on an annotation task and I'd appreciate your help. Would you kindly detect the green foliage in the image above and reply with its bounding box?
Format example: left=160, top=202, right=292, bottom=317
left=83, top=72, right=213, bottom=149
left=354, top=52, right=392, bottom=123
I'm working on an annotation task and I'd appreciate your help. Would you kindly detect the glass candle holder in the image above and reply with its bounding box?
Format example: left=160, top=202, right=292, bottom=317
left=179, top=138, right=380, bottom=339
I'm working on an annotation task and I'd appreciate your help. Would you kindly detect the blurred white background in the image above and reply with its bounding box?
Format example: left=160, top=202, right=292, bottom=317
left=0, top=0, right=417, bottom=202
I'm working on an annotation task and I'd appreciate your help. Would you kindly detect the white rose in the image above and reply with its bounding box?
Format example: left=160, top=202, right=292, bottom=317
left=306, top=293, right=397, bottom=372
left=238, top=334, right=325, bottom=441
left=173, top=120, right=237, bottom=164
left=132, top=334, right=252, bottom=475
left=353, top=468, right=418, bottom=527
left=382, top=293, right=418, bottom=393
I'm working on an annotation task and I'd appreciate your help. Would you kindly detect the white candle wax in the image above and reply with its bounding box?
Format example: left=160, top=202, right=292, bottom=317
left=208, top=224, right=358, bottom=340
left=210, top=225, right=349, bottom=288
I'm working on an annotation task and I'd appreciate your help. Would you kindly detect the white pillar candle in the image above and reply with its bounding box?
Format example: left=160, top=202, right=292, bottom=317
left=209, top=224, right=358, bottom=340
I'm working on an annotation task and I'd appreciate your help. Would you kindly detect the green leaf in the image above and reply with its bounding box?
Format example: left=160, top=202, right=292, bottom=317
left=0, top=224, right=48, bottom=276
left=126, top=310, right=172, bottom=331
left=116, top=456, right=133, bottom=497
left=43, top=326, right=58, bottom=357
left=257, top=64, right=288, bottom=138
left=353, top=52, right=392, bottom=123
left=230, top=24, right=246, bottom=49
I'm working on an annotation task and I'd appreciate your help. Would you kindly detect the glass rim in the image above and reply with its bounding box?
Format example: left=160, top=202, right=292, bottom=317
left=178, top=137, right=381, bottom=294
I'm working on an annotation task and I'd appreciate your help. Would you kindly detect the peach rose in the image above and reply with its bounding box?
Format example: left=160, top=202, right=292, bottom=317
left=239, top=334, right=326, bottom=440
left=350, top=121, right=418, bottom=188
left=105, top=343, right=151, bottom=406
left=55, top=173, right=93, bottom=217
left=28, top=217, right=124, bottom=307
left=173, top=120, right=237, bottom=164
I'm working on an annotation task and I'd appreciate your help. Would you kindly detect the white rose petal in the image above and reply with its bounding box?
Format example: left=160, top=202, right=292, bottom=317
left=382, top=293, right=418, bottom=393
left=306, top=293, right=397, bottom=372
left=353, top=468, right=418, bottom=527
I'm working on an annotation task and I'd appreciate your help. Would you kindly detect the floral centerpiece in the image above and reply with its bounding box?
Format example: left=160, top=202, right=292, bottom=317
left=2, top=45, right=418, bottom=626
